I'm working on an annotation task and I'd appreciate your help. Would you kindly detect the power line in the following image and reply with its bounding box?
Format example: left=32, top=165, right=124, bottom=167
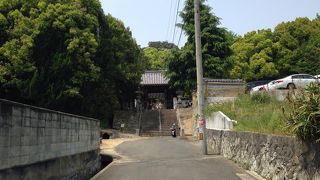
left=165, top=0, right=174, bottom=40
left=177, top=23, right=185, bottom=47
left=171, top=0, right=181, bottom=43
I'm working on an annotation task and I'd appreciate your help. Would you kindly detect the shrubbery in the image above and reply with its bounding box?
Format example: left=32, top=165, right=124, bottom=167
left=250, top=92, right=271, bottom=104
left=206, top=93, right=289, bottom=135
left=285, top=83, right=320, bottom=142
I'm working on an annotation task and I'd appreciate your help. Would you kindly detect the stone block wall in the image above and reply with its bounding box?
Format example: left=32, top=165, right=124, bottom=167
left=207, top=130, right=320, bottom=179
left=0, top=99, right=100, bottom=179
left=113, top=110, right=137, bottom=133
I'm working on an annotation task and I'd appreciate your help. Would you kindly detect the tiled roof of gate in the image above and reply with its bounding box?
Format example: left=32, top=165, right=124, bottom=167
left=141, top=70, right=169, bottom=85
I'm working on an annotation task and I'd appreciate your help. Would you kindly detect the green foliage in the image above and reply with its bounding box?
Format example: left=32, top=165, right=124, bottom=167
left=285, top=83, right=320, bottom=141
left=206, top=94, right=290, bottom=135
left=143, top=47, right=171, bottom=70
left=231, top=16, right=320, bottom=81
left=273, top=17, right=320, bottom=76
left=230, top=29, right=278, bottom=81
left=165, top=45, right=196, bottom=94
left=0, top=0, right=146, bottom=126
left=165, top=0, right=233, bottom=94
left=148, top=41, right=177, bottom=49
left=250, top=92, right=271, bottom=104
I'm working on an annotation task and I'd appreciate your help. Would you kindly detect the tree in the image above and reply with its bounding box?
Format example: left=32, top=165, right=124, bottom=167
left=165, top=44, right=196, bottom=94
left=143, top=47, right=171, bottom=70
left=229, top=16, right=320, bottom=81
left=148, top=41, right=178, bottom=49
left=0, top=0, right=101, bottom=108
left=0, top=0, right=147, bottom=127
left=230, top=29, right=278, bottom=81
left=273, top=17, right=320, bottom=76
left=165, top=0, right=233, bottom=94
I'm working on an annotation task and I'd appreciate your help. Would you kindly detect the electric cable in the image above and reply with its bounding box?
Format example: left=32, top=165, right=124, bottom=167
left=171, top=0, right=181, bottom=43
left=166, top=0, right=174, bottom=40
left=177, top=22, right=185, bottom=47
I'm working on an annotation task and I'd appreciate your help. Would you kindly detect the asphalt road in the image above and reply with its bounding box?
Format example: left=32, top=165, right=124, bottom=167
left=93, top=137, right=258, bottom=180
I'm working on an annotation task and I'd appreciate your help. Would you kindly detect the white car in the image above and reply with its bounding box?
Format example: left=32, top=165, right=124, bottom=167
left=269, top=74, right=318, bottom=90
left=315, top=75, right=320, bottom=79
left=250, top=84, right=268, bottom=94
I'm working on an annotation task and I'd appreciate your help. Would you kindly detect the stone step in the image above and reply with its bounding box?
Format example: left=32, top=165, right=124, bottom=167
left=140, top=130, right=178, bottom=137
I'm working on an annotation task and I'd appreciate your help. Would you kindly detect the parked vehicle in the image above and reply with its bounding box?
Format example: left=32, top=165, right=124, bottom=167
left=315, top=75, right=320, bottom=79
left=250, top=84, right=268, bottom=94
left=170, top=123, right=177, bottom=138
left=181, top=99, right=192, bottom=108
left=245, top=80, right=272, bottom=93
left=269, top=74, right=318, bottom=90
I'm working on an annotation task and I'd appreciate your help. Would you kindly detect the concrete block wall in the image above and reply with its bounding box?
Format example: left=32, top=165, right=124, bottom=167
left=0, top=99, right=100, bottom=171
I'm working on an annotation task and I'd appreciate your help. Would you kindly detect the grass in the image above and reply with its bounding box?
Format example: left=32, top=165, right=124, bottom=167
left=205, top=93, right=292, bottom=136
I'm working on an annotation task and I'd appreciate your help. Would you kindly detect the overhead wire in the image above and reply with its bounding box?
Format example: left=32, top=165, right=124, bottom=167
left=165, top=0, right=174, bottom=41
left=171, top=0, right=181, bottom=44
left=177, top=22, right=185, bottom=47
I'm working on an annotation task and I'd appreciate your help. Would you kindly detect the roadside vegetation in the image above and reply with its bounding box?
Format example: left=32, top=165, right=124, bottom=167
left=206, top=83, right=320, bottom=140
left=285, top=83, right=320, bottom=141
left=206, top=93, right=292, bottom=135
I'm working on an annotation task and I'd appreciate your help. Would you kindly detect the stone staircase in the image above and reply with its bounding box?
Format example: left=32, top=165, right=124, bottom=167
left=140, top=109, right=178, bottom=136
left=140, top=110, right=159, bottom=136
left=160, top=109, right=178, bottom=136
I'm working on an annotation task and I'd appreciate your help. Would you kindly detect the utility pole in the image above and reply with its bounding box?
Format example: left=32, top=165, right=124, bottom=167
left=194, top=0, right=207, bottom=155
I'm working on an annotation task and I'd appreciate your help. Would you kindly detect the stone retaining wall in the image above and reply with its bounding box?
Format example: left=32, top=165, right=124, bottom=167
left=113, top=110, right=137, bottom=133
left=0, top=99, right=100, bottom=179
left=207, top=130, right=320, bottom=179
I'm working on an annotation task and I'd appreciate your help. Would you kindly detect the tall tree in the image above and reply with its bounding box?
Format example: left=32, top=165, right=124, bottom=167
left=0, top=0, right=101, bottom=108
left=0, top=0, right=147, bottom=127
left=273, top=17, right=320, bottom=76
left=148, top=41, right=178, bottom=49
left=143, top=47, right=172, bottom=70
left=230, top=16, right=320, bottom=81
left=165, top=0, right=233, bottom=94
left=230, top=29, right=278, bottom=81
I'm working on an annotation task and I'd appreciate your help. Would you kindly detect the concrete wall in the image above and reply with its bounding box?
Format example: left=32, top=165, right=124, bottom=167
left=207, top=130, right=320, bottom=180
left=204, top=79, right=244, bottom=98
left=0, top=99, right=100, bottom=179
left=206, top=111, right=236, bottom=130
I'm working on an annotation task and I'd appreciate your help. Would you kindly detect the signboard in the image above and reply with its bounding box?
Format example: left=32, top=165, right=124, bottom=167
left=121, top=123, right=125, bottom=128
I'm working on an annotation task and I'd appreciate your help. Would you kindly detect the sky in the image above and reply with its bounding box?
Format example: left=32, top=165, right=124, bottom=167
left=101, top=0, right=320, bottom=48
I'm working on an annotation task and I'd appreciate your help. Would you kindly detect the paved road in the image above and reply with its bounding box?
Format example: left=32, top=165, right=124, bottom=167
left=94, top=137, right=258, bottom=180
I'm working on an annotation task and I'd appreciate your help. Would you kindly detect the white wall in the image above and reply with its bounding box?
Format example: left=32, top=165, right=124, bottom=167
left=206, top=111, right=236, bottom=130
